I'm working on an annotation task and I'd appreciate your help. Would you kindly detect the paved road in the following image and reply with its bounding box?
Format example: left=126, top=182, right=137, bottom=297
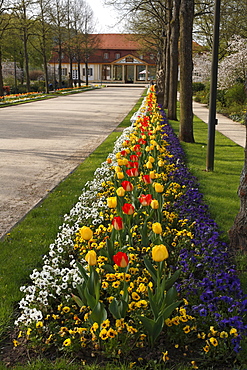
left=0, top=87, right=145, bottom=238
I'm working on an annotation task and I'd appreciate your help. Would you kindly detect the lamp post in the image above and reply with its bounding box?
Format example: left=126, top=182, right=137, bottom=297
left=206, top=0, right=221, bottom=171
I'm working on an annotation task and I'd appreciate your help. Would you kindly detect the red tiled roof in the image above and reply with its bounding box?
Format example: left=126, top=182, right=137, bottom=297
left=97, top=34, right=141, bottom=50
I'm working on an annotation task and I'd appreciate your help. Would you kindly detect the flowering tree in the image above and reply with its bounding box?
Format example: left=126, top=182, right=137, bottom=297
left=192, top=52, right=211, bottom=83
left=218, top=36, right=247, bottom=89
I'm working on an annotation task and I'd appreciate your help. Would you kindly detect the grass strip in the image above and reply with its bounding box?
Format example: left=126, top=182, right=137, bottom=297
left=169, top=114, right=244, bottom=244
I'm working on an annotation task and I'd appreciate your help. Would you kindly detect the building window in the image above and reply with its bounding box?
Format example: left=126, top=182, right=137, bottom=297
left=61, top=68, right=67, bottom=76
left=115, top=53, right=120, bottom=59
left=83, top=68, right=93, bottom=76
left=104, top=52, right=109, bottom=59
left=72, top=70, right=78, bottom=80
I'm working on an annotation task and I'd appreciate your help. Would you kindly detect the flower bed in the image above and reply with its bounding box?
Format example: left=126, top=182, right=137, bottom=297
left=13, top=87, right=247, bottom=368
left=0, top=86, right=100, bottom=106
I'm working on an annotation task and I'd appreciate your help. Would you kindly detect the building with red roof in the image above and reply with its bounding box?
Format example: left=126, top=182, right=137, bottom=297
left=50, top=34, right=156, bottom=84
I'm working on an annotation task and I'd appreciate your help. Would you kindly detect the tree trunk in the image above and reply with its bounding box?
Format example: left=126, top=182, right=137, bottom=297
left=168, top=0, right=181, bottom=121
left=163, top=2, right=172, bottom=109
left=69, top=58, right=73, bottom=88
left=23, top=28, right=30, bottom=92
left=179, top=0, right=195, bottom=143
left=0, top=47, right=4, bottom=97
left=85, top=60, right=89, bottom=86
left=156, top=38, right=166, bottom=106
left=58, top=42, right=62, bottom=89
left=229, top=110, right=247, bottom=250
left=43, top=53, right=49, bottom=94
left=77, top=60, right=81, bottom=86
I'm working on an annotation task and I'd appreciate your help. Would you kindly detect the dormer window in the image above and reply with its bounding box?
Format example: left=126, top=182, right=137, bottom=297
left=115, top=53, right=120, bottom=59
left=104, top=52, right=109, bottom=59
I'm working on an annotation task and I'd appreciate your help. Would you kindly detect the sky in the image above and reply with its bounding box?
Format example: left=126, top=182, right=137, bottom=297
left=90, top=0, right=125, bottom=33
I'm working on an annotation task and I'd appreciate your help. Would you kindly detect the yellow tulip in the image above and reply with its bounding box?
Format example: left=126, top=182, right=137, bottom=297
left=79, top=226, right=93, bottom=240
left=85, top=250, right=97, bottom=266
left=117, top=159, right=124, bottom=166
left=154, top=182, right=164, bottom=193
left=114, top=166, right=122, bottom=173
left=152, top=222, right=162, bottom=234
left=151, top=199, right=159, bottom=209
left=158, top=160, right=164, bottom=167
left=152, top=245, right=169, bottom=262
left=149, top=171, right=156, bottom=179
left=115, top=152, right=121, bottom=159
left=117, top=172, right=124, bottom=179
left=146, top=161, right=153, bottom=169
left=116, top=187, right=125, bottom=197
left=107, top=197, right=117, bottom=208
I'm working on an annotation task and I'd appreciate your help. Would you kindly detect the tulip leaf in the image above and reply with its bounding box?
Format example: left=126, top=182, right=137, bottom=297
left=109, top=298, right=121, bottom=319
left=143, top=257, right=157, bottom=282
left=137, top=315, right=155, bottom=337
left=165, top=269, right=181, bottom=290
left=90, top=301, right=107, bottom=326
left=76, top=261, right=89, bottom=282
left=162, top=300, right=183, bottom=321
left=153, top=315, right=164, bottom=343
left=148, top=287, right=159, bottom=320
left=101, top=264, right=115, bottom=273
left=71, top=293, right=84, bottom=308
left=109, top=298, right=128, bottom=319
left=84, top=286, right=96, bottom=310
left=76, top=283, right=87, bottom=306
left=165, top=286, right=178, bottom=307
left=141, top=222, right=150, bottom=247
left=108, top=234, right=115, bottom=260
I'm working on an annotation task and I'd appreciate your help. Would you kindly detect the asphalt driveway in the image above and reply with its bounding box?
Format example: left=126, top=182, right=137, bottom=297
left=0, top=86, right=145, bottom=238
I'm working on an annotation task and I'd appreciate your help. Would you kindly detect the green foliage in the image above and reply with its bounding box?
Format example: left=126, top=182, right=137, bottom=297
left=192, top=82, right=205, bottom=93
left=225, top=83, right=246, bottom=106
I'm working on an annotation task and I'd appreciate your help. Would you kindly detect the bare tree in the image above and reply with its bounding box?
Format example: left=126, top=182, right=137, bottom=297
left=0, top=0, right=13, bottom=96
left=12, top=0, right=36, bottom=92
left=32, top=0, right=53, bottom=93
left=49, top=0, right=67, bottom=88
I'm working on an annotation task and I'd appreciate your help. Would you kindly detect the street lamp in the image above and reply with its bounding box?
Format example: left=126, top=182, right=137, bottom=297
left=206, top=0, right=221, bottom=171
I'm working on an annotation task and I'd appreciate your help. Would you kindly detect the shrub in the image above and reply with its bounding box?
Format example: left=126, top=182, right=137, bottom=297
left=225, top=83, right=246, bottom=107
left=192, top=82, right=205, bottom=93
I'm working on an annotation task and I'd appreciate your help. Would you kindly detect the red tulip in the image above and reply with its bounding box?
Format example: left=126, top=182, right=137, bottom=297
left=143, top=174, right=152, bottom=184
left=112, top=216, right=124, bottom=230
left=121, top=150, right=128, bottom=156
left=133, top=144, right=141, bottom=152
left=113, top=252, right=129, bottom=268
left=127, top=161, right=139, bottom=168
left=126, top=168, right=139, bottom=177
left=138, top=138, right=147, bottom=145
left=122, top=203, right=135, bottom=215
left=121, top=180, right=134, bottom=191
left=139, top=194, right=153, bottom=206
left=130, top=154, right=139, bottom=161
